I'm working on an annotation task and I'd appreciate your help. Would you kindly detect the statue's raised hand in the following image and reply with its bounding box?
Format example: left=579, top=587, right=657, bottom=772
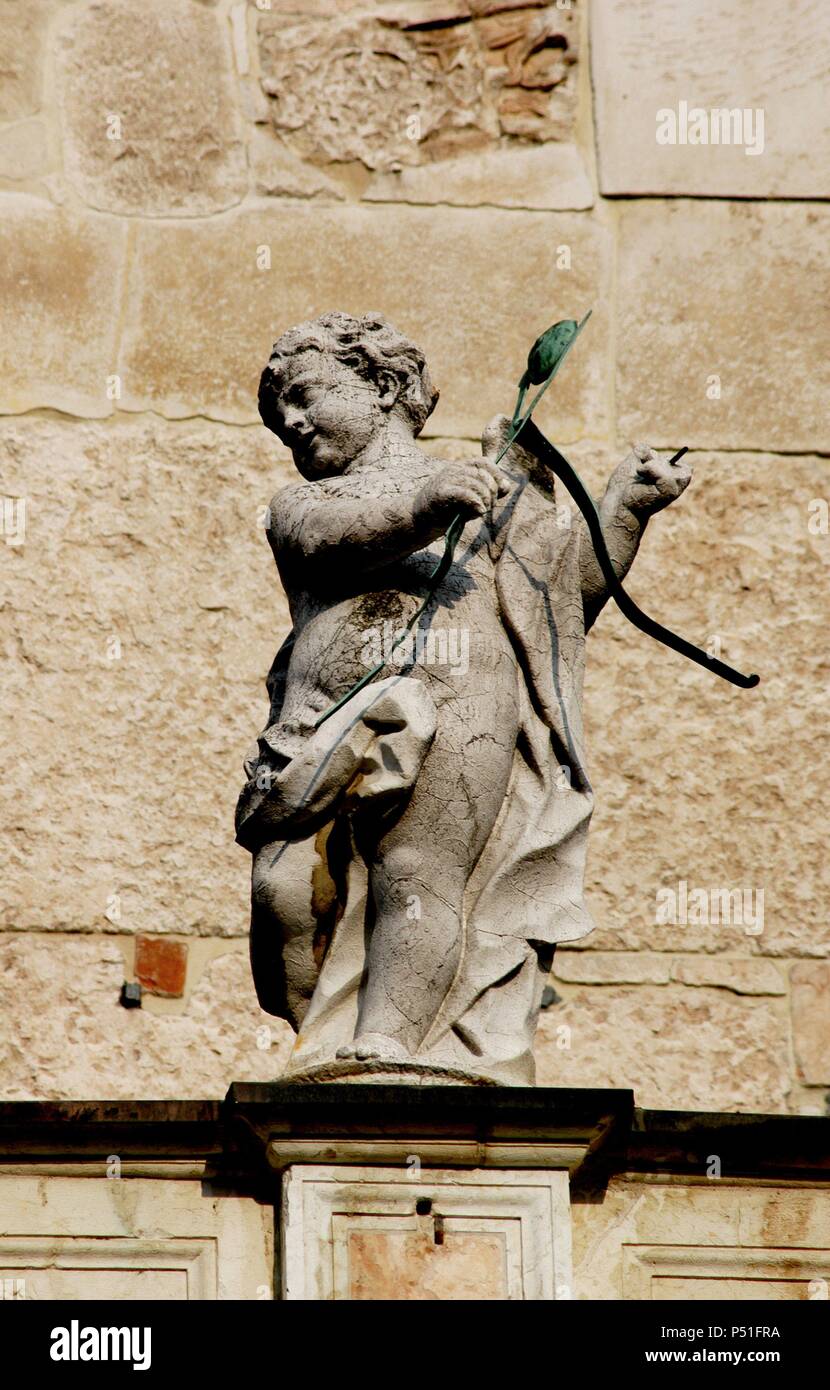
left=414, top=458, right=510, bottom=527
left=613, top=442, right=693, bottom=516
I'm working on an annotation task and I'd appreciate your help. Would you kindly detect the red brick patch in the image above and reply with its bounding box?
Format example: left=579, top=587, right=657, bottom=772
left=135, top=936, right=188, bottom=998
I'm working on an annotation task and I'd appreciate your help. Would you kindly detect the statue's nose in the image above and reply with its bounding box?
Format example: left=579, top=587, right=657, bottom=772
left=282, top=406, right=312, bottom=438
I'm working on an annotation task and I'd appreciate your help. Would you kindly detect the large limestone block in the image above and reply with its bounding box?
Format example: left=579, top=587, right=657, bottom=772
left=580, top=449, right=830, bottom=959
left=0, top=417, right=294, bottom=935
left=790, top=963, right=830, bottom=1084
left=55, top=0, right=247, bottom=216
left=0, top=936, right=293, bottom=1100
left=0, top=118, right=50, bottom=182
left=121, top=203, right=610, bottom=435
left=0, top=0, right=51, bottom=122
left=0, top=196, right=126, bottom=417
left=591, top=0, right=830, bottom=198
left=616, top=201, right=830, bottom=453
left=535, top=983, right=790, bottom=1112
left=257, top=1, right=579, bottom=171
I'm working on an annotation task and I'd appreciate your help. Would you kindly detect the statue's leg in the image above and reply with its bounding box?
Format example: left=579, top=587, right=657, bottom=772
left=250, top=826, right=343, bottom=1030
left=338, top=673, right=519, bottom=1061
left=244, top=676, right=438, bottom=1046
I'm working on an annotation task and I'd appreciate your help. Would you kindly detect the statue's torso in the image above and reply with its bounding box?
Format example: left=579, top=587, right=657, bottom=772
left=271, top=450, right=520, bottom=737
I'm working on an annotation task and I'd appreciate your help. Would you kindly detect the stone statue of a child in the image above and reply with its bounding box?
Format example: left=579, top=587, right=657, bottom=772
left=236, top=311, right=691, bottom=1084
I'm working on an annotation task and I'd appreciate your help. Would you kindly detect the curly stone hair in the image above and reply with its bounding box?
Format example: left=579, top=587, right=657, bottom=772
left=258, top=311, right=439, bottom=437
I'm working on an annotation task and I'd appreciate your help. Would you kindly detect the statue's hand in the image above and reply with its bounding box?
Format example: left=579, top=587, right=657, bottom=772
left=481, top=413, right=536, bottom=474
left=612, top=442, right=692, bottom=516
left=414, top=458, right=509, bottom=526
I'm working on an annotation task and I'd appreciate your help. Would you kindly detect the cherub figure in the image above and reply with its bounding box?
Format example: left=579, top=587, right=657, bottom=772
left=235, top=311, right=691, bottom=1084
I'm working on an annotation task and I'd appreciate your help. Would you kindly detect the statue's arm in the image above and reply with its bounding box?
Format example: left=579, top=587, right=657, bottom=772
left=269, top=461, right=508, bottom=588
left=269, top=485, right=444, bottom=583
left=579, top=444, right=693, bottom=630
left=578, top=490, right=645, bottom=630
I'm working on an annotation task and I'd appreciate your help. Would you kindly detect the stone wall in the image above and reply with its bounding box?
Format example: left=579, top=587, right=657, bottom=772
left=1, top=0, right=827, bottom=1111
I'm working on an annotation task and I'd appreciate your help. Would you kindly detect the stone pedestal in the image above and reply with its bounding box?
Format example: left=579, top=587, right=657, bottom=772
left=226, top=1083, right=633, bottom=1302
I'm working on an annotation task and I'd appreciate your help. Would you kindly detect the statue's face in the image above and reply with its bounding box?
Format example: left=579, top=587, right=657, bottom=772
left=270, top=350, right=386, bottom=479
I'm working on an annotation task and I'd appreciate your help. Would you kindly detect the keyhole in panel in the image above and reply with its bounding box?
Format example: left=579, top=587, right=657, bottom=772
left=414, top=1196, right=444, bottom=1244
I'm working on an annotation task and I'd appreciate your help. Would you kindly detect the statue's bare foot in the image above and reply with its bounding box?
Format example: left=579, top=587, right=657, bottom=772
left=336, top=1033, right=411, bottom=1062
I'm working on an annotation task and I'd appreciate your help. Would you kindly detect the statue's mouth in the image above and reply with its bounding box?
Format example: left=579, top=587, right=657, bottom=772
left=288, top=432, right=315, bottom=466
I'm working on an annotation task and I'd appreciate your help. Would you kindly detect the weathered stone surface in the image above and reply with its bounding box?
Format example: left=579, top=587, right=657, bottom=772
left=573, top=1179, right=830, bottom=1300
left=738, top=1183, right=830, bottom=1248
left=249, top=128, right=346, bottom=201
left=228, top=1, right=251, bottom=76
left=671, top=958, right=786, bottom=996
left=649, top=1274, right=816, bottom=1300
left=0, top=0, right=51, bottom=122
left=0, top=1173, right=273, bottom=1301
left=616, top=201, right=830, bottom=453
left=554, top=951, right=672, bottom=986
left=0, top=118, right=50, bottom=182
left=258, top=1, right=578, bottom=170
left=258, top=0, right=377, bottom=13
left=0, top=1172, right=274, bottom=1301
left=555, top=952, right=786, bottom=996
left=535, top=985, right=790, bottom=1112
left=0, top=936, right=293, bottom=1099
left=0, top=416, right=294, bottom=935
left=120, top=203, right=610, bottom=435
left=579, top=450, right=830, bottom=960
left=790, top=963, right=830, bottom=1084
left=347, top=1229, right=507, bottom=1299
left=283, top=1166, right=570, bottom=1300
left=591, top=0, right=830, bottom=198
left=55, top=0, right=247, bottom=216
left=787, top=1083, right=830, bottom=1118
left=364, top=141, right=593, bottom=209
left=0, top=196, right=126, bottom=417
left=5, top=1265, right=184, bottom=1301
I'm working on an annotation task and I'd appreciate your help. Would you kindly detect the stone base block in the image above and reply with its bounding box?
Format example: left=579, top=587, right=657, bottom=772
left=281, top=1165, right=572, bottom=1302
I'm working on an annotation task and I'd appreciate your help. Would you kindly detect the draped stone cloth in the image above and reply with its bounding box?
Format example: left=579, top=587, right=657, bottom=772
left=235, top=437, right=596, bottom=1085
